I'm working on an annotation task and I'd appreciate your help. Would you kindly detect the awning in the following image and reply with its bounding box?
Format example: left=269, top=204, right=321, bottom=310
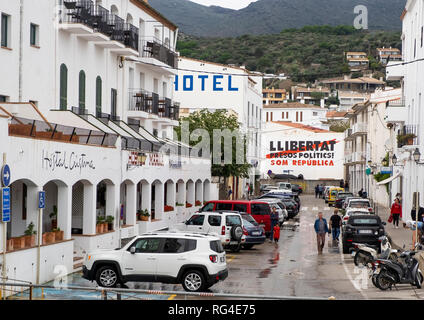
left=377, top=171, right=402, bottom=185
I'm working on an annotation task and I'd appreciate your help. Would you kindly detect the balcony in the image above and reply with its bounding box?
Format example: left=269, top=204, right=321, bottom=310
left=61, top=1, right=139, bottom=54
left=344, top=153, right=353, bottom=164
left=344, top=128, right=353, bottom=140
left=140, top=37, right=178, bottom=68
left=397, top=124, right=419, bottom=148
left=352, top=151, right=367, bottom=163
left=386, top=60, right=404, bottom=81
left=385, top=99, right=406, bottom=124
left=128, top=89, right=180, bottom=122
left=351, top=123, right=367, bottom=136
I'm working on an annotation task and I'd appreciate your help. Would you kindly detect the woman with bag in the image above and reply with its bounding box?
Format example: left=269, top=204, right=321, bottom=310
left=390, top=198, right=402, bottom=229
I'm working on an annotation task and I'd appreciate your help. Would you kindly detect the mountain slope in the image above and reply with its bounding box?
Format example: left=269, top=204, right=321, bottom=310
left=149, top=0, right=405, bottom=37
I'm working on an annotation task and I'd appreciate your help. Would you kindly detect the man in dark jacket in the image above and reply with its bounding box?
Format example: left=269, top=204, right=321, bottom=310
left=314, top=212, right=330, bottom=254
left=315, top=185, right=319, bottom=198
left=411, top=206, right=424, bottom=222
left=270, top=207, right=279, bottom=241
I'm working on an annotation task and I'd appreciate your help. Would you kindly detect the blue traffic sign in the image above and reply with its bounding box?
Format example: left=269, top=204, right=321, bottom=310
left=2, top=187, right=11, bottom=222
left=38, top=191, right=46, bottom=209
left=1, top=164, right=11, bottom=187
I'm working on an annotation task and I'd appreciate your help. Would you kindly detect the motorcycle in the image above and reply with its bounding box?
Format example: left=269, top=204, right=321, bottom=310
left=374, top=243, right=424, bottom=291
left=353, top=235, right=398, bottom=267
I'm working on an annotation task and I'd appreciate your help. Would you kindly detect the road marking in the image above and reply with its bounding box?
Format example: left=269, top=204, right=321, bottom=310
left=227, top=255, right=235, bottom=263
left=301, top=207, right=308, bottom=211
left=168, top=294, right=177, bottom=300
left=323, top=207, right=330, bottom=211
left=312, top=207, right=318, bottom=211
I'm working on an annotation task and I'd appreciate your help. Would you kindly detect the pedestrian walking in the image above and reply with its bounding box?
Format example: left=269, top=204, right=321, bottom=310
left=395, top=193, right=402, bottom=204
left=314, top=212, right=330, bottom=254
left=344, top=181, right=349, bottom=191
left=315, top=184, right=319, bottom=198
left=270, top=207, right=279, bottom=242
left=339, top=179, right=344, bottom=188
left=243, top=183, right=249, bottom=200
left=330, top=209, right=342, bottom=241
left=318, top=184, right=324, bottom=199
left=227, top=186, right=233, bottom=200
left=358, top=188, right=363, bottom=198
left=390, top=198, right=402, bottom=228
left=411, top=205, right=424, bottom=222
left=273, top=224, right=281, bottom=244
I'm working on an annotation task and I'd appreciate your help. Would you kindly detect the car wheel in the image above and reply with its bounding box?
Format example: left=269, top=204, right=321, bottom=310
left=182, top=270, right=205, bottom=292
left=96, top=265, right=119, bottom=288
left=231, top=225, right=243, bottom=241
left=242, top=244, right=254, bottom=250
left=230, top=243, right=241, bottom=253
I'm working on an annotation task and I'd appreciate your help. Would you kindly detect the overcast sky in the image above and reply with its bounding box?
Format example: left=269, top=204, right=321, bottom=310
left=188, top=0, right=259, bottom=10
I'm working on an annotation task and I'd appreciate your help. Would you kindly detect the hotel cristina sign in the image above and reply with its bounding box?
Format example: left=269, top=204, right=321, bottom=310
left=42, top=150, right=96, bottom=173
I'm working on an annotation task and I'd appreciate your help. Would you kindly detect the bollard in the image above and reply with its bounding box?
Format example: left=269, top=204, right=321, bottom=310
left=29, top=286, right=33, bottom=301
left=102, top=289, right=107, bottom=300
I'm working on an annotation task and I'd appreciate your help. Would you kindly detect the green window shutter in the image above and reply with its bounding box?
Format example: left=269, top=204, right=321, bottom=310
left=96, top=76, right=102, bottom=115
left=1, top=14, right=8, bottom=47
left=79, top=70, right=86, bottom=110
left=60, top=64, right=68, bottom=110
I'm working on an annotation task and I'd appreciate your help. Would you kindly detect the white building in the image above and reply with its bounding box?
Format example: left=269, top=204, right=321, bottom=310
left=173, top=57, right=263, bottom=189
left=384, top=0, right=424, bottom=221
left=264, top=103, right=329, bottom=130
left=260, top=121, right=345, bottom=180
left=0, top=0, right=213, bottom=293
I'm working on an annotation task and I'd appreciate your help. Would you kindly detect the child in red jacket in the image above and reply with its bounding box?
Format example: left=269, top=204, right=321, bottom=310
left=273, top=224, right=281, bottom=243
left=390, top=198, right=402, bottom=229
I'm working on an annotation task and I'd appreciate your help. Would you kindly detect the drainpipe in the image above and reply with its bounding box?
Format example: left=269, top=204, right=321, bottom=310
left=18, top=0, right=24, bottom=102
left=2, top=153, right=7, bottom=299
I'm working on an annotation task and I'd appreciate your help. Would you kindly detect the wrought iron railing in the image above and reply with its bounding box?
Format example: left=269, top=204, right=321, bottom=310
left=140, top=38, right=178, bottom=68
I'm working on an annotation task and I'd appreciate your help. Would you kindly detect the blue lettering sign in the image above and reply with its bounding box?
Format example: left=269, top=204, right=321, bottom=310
left=228, top=75, right=238, bottom=91
left=198, top=75, right=209, bottom=91
left=183, top=75, right=194, bottom=91
left=213, top=75, right=224, bottom=91
left=174, top=75, right=179, bottom=91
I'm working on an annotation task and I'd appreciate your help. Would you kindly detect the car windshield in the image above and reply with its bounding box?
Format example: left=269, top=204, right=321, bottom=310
left=226, top=215, right=242, bottom=226
left=350, top=201, right=370, bottom=208
left=351, top=218, right=379, bottom=225
left=242, top=214, right=258, bottom=226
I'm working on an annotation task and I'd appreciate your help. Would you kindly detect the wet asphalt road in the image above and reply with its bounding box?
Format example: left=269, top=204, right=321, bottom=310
left=25, top=194, right=424, bottom=300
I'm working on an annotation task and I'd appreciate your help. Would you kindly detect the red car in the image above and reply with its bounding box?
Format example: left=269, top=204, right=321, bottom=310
left=200, top=200, right=272, bottom=235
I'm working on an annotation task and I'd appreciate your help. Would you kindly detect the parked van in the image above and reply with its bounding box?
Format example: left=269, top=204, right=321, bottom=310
left=328, top=187, right=344, bottom=206
left=200, top=200, right=272, bottom=235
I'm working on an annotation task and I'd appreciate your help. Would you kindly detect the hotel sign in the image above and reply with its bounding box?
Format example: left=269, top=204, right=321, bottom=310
left=42, top=150, right=96, bottom=173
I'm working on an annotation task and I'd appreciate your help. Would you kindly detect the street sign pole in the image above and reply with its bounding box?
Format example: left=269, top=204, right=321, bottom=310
left=36, top=191, right=45, bottom=285
left=415, top=192, right=419, bottom=250
left=2, top=153, right=6, bottom=300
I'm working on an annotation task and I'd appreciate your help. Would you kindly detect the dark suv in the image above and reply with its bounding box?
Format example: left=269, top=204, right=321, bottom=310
left=342, top=215, right=386, bottom=254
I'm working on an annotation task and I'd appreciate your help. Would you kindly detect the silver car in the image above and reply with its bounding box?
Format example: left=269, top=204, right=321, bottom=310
left=258, top=198, right=288, bottom=225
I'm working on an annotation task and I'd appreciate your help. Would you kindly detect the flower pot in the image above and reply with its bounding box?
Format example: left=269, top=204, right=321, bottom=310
left=42, top=233, right=48, bottom=245
left=54, top=230, right=64, bottom=242
left=8, top=124, right=34, bottom=136
left=45, top=232, right=56, bottom=244
left=140, top=216, right=149, bottom=222
left=6, top=239, right=14, bottom=252
left=12, top=237, right=25, bottom=249
left=96, top=224, right=102, bottom=234
left=102, top=223, right=108, bottom=233
left=407, top=137, right=414, bottom=145
left=24, top=235, right=36, bottom=248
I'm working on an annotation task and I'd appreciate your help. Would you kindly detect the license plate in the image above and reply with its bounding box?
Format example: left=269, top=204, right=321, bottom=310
left=359, top=230, right=373, bottom=234
left=351, top=252, right=356, bottom=257
left=230, top=241, right=239, bottom=245
left=252, top=232, right=261, bottom=236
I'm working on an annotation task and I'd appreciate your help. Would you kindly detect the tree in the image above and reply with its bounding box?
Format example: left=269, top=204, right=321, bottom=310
left=174, top=110, right=251, bottom=180
left=329, top=120, right=349, bottom=132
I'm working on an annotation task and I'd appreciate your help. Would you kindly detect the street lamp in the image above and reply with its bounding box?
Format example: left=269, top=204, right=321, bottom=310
left=392, top=154, right=397, bottom=166
left=413, top=148, right=421, bottom=163
left=411, top=147, right=424, bottom=249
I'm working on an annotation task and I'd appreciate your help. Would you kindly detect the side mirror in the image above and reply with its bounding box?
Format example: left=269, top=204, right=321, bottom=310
left=130, top=247, right=136, bottom=254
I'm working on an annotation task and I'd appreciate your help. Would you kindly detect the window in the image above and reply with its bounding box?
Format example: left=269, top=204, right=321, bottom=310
left=59, top=64, right=68, bottom=110
left=251, top=203, right=271, bottom=215
left=210, top=240, right=224, bottom=253
left=111, top=88, right=117, bottom=117
left=208, top=215, right=222, bottom=227
left=0, top=95, right=8, bottom=102
left=1, top=14, right=10, bottom=48
left=30, top=23, right=39, bottom=46
left=215, top=203, right=233, bottom=211
left=78, top=70, right=86, bottom=111
left=130, top=238, right=161, bottom=253
left=313, top=112, right=318, bottom=116
left=225, top=215, right=242, bottom=226
left=233, top=203, right=247, bottom=213
left=266, top=112, right=269, bottom=122
left=96, top=76, right=102, bottom=115
left=201, top=202, right=214, bottom=212
left=162, top=238, right=187, bottom=253
left=186, top=214, right=205, bottom=226
left=300, top=111, right=303, bottom=122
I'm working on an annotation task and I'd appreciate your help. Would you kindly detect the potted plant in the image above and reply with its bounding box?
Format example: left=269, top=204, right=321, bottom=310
left=195, top=200, right=202, bottom=207
left=185, top=202, right=193, bottom=208
left=164, top=205, right=174, bottom=212
left=397, top=133, right=417, bottom=145
left=23, top=222, right=37, bottom=248
left=49, top=205, right=58, bottom=230
left=138, top=209, right=150, bottom=221
left=45, top=231, right=56, bottom=244
left=52, top=228, right=64, bottom=242
left=176, top=203, right=184, bottom=207
left=96, top=216, right=105, bottom=233
left=106, top=215, right=115, bottom=231
left=6, top=238, right=14, bottom=251
left=12, top=236, right=26, bottom=249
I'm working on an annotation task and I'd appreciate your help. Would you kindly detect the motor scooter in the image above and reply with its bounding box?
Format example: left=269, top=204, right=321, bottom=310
left=374, top=243, right=423, bottom=291
left=353, top=235, right=398, bottom=267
